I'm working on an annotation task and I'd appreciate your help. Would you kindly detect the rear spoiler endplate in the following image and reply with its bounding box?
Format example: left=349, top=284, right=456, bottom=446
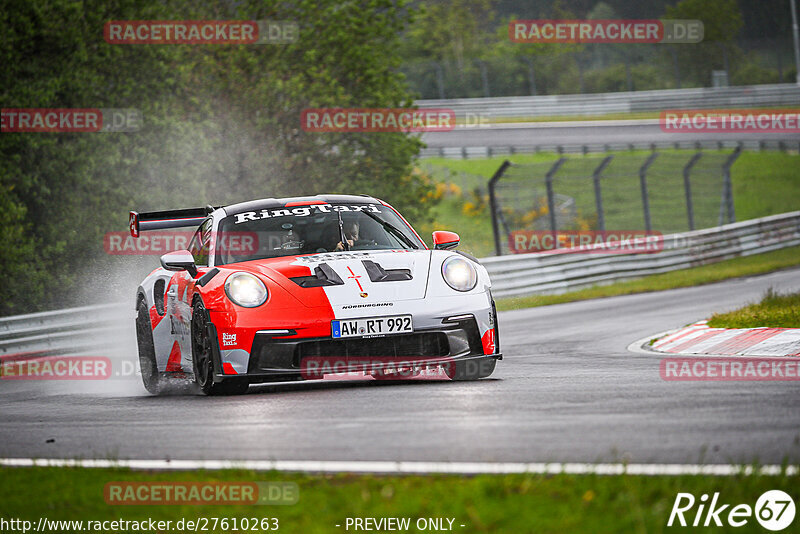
left=128, top=206, right=217, bottom=237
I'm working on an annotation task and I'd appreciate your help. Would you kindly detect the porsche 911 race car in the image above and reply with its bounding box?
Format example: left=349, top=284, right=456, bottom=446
left=132, top=195, right=500, bottom=395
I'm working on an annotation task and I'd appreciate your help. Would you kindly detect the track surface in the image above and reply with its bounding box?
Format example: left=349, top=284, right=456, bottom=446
left=421, top=120, right=800, bottom=148
left=1, top=268, right=799, bottom=465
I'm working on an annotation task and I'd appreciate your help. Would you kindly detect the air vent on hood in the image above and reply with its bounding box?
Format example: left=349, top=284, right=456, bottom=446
left=362, top=260, right=412, bottom=282
left=290, top=263, right=344, bottom=288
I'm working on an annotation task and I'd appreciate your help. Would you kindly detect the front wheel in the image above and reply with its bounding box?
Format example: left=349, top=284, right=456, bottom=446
left=191, top=301, right=248, bottom=396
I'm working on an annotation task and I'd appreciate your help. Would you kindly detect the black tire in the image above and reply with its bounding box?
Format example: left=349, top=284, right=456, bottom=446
left=136, top=299, right=163, bottom=394
left=445, top=357, right=497, bottom=381
left=191, top=300, right=248, bottom=396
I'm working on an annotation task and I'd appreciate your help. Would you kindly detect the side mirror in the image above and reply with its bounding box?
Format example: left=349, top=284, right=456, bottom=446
left=160, top=250, right=198, bottom=278
left=432, top=230, right=460, bottom=250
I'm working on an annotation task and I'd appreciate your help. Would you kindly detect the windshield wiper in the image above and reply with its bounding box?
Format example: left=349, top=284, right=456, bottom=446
left=336, top=207, right=350, bottom=251
left=360, top=209, right=419, bottom=250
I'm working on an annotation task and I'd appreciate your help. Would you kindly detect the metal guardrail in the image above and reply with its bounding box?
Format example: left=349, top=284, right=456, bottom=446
left=416, top=83, right=800, bottom=119
left=420, top=139, right=800, bottom=159
left=482, top=211, right=800, bottom=299
left=0, top=303, right=129, bottom=357
left=1, top=211, right=798, bottom=355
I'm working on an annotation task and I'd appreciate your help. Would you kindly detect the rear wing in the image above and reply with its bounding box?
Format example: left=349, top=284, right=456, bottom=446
left=128, top=206, right=217, bottom=237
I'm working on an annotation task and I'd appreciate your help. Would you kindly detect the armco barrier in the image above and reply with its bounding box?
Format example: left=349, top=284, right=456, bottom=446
left=0, top=303, right=129, bottom=357
left=416, top=83, right=800, bottom=119
left=483, top=211, right=800, bottom=298
left=0, top=211, right=798, bottom=356
left=419, top=139, right=800, bottom=158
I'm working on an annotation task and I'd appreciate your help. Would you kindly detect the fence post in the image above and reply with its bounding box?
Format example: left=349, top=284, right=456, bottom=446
left=432, top=61, right=446, bottom=100
left=625, top=57, right=633, bottom=92
left=671, top=47, right=681, bottom=89
left=525, top=57, right=537, bottom=96
left=545, top=158, right=567, bottom=238
left=592, top=155, right=614, bottom=232
left=682, top=152, right=702, bottom=231
left=477, top=60, right=490, bottom=98
left=723, top=146, right=741, bottom=223
left=639, top=153, right=658, bottom=232
left=488, top=160, right=512, bottom=256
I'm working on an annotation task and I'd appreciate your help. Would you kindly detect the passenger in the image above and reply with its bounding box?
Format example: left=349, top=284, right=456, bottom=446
left=335, top=220, right=360, bottom=251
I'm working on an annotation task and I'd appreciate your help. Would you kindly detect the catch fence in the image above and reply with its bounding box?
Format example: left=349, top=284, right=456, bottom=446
left=488, top=149, right=740, bottom=256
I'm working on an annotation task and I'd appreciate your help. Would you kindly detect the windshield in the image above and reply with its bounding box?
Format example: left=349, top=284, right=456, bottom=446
left=214, top=203, right=425, bottom=265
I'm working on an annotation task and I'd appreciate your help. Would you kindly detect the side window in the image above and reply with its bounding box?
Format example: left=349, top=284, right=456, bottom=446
left=189, top=219, right=212, bottom=267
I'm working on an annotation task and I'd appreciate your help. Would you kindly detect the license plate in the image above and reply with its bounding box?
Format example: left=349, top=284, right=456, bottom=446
left=331, top=315, right=413, bottom=339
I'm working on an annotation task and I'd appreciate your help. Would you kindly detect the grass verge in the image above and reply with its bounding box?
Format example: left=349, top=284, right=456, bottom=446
left=708, top=288, right=800, bottom=329
left=496, top=246, right=800, bottom=312
left=0, top=466, right=797, bottom=533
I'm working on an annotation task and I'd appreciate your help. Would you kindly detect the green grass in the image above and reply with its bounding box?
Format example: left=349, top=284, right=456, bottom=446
left=1, top=466, right=798, bottom=533
left=730, top=152, right=800, bottom=221
left=708, top=288, right=800, bottom=329
left=424, top=153, right=559, bottom=179
left=496, top=246, right=800, bottom=311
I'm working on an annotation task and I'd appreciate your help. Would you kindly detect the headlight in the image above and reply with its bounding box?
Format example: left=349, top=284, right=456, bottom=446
left=441, top=256, right=477, bottom=292
left=224, top=272, right=268, bottom=307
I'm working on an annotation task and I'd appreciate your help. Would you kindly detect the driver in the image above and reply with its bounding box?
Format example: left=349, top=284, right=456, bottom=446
left=277, top=223, right=304, bottom=252
left=335, top=220, right=359, bottom=251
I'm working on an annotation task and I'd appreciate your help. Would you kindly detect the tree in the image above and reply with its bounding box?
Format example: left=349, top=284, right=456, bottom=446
left=0, top=0, right=433, bottom=314
left=665, top=0, right=744, bottom=85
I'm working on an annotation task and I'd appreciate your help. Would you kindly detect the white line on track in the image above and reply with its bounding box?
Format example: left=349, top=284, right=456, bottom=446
left=627, top=328, right=681, bottom=356
left=0, top=458, right=796, bottom=476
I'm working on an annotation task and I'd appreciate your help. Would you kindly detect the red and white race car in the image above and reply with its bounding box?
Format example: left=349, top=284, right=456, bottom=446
left=132, top=195, right=500, bottom=395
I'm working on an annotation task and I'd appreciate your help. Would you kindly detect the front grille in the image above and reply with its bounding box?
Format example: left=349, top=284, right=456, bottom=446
left=294, top=332, right=450, bottom=361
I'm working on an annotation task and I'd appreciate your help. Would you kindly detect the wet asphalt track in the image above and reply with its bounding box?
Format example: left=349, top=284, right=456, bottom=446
left=1, top=267, right=799, bottom=465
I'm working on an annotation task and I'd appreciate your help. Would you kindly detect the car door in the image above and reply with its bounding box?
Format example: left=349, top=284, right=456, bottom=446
left=166, top=218, right=211, bottom=370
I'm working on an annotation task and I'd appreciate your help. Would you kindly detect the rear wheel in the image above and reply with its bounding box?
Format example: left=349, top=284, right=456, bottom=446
left=135, top=300, right=163, bottom=394
left=191, top=300, right=248, bottom=396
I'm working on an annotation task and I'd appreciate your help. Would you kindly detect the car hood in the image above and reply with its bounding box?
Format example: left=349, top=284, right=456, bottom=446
left=225, top=250, right=433, bottom=307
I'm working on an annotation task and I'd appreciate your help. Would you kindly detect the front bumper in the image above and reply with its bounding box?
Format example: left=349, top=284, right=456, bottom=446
left=209, top=290, right=499, bottom=382
left=224, top=315, right=499, bottom=383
